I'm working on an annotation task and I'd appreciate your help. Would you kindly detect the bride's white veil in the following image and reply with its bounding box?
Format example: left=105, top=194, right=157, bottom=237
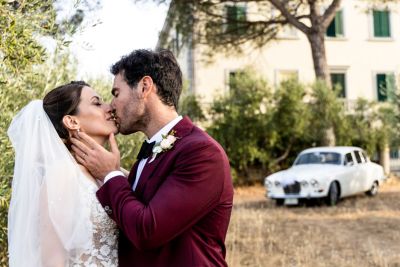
left=7, top=100, right=92, bottom=266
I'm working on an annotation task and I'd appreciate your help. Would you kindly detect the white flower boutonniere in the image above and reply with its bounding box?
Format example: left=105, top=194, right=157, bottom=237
left=149, top=130, right=178, bottom=163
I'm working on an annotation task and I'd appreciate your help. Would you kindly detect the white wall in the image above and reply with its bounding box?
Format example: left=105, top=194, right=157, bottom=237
left=184, top=0, right=400, bottom=104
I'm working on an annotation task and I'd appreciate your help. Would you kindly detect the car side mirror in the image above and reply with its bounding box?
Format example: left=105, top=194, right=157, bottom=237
left=345, top=161, right=354, bottom=167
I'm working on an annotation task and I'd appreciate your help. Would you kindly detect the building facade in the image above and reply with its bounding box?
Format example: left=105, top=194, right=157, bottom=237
left=157, top=1, right=400, bottom=105
left=157, top=0, right=400, bottom=173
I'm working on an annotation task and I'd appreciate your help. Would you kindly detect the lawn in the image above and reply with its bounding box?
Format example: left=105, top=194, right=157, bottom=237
left=226, top=177, right=400, bottom=267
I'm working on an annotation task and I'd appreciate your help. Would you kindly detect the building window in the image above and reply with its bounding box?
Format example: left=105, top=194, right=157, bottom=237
left=376, top=73, right=396, bottom=102
left=228, top=70, right=244, bottom=92
left=390, top=148, right=399, bottom=159
left=373, top=10, right=391, bottom=38
left=326, top=10, right=344, bottom=37
left=330, top=72, right=346, bottom=98
left=226, top=5, right=247, bottom=35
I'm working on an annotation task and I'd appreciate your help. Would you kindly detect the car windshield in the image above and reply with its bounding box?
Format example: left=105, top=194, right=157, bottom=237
left=294, top=152, right=342, bottom=165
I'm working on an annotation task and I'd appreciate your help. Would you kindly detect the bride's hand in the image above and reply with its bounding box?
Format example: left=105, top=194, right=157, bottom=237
left=70, top=132, right=120, bottom=181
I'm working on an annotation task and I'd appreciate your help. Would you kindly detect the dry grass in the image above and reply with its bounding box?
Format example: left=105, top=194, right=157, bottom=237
left=226, top=177, right=400, bottom=267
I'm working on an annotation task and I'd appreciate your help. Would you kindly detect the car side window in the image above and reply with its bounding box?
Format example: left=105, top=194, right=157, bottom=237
left=358, top=151, right=366, bottom=163
left=362, top=151, right=369, bottom=162
left=344, top=153, right=354, bottom=166
left=354, top=151, right=363, bottom=164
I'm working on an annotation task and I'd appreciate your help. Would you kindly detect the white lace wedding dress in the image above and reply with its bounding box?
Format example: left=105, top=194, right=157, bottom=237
left=7, top=100, right=119, bottom=267
left=68, top=176, right=119, bottom=266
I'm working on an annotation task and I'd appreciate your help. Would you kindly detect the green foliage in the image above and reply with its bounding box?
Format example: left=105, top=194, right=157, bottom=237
left=207, top=73, right=317, bottom=183
left=0, top=49, right=79, bottom=265
left=338, top=99, right=398, bottom=161
left=308, top=80, right=345, bottom=146
left=0, top=1, right=113, bottom=264
left=343, top=99, right=378, bottom=155
left=178, top=80, right=206, bottom=122
left=375, top=105, right=399, bottom=149
left=207, top=69, right=273, bottom=183
left=0, top=0, right=56, bottom=75
left=268, top=79, right=310, bottom=171
left=206, top=70, right=400, bottom=185
left=0, top=1, right=63, bottom=264
left=179, top=93, right=206, bottom=122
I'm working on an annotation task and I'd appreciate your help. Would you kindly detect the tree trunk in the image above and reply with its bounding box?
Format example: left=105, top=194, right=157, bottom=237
left=307, top=32, right=335, bottom=146
left=307, top=32, right=331, bottom=85
left=269, top=138, right=293, bottom=168
left=379, top=141, right=391, bottom=175
left=322, top=127, right=336, bottom=147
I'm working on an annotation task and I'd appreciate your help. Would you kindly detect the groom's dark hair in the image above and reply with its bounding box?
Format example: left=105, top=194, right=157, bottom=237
left=110, top=49, right=182, bottom=109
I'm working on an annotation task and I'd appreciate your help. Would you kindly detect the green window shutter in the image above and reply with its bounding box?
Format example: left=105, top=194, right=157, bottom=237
left=226, top=5, right=246, bottom=35
left=374, top=10, right=390, bottom=37
left=229, top=71, right=245, bottom=95
left=226, top=6, right=237, bottom=33
left=377, top=74, right=387, bottom=101
left=330, top=73, right=346, bottom=98
left=386, top=74, right=396, bottom=101
left=229, top=71, right=236, bottom=89
left=237, top=6, right=246, bottom=34
left=335, top=11, right=344, bottom=36
left=381, top=11, right=390, bottom=37
left=227, top=6, right=236, bottom=22
left=237, top=6, right=246, bottom=21
left=373, top=10, right=381, bottom=37
left=326, top=11, right=343, bottom=37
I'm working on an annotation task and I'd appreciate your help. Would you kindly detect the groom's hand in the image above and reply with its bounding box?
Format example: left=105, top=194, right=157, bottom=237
left=71, top=132, right=120, bottom=181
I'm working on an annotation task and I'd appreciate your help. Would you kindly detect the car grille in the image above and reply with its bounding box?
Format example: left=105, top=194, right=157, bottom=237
left=283, top=181, right=301, bottom=194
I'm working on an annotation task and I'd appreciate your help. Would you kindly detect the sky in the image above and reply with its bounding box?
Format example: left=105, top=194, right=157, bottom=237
left=69, top=0, right=169, bottom=78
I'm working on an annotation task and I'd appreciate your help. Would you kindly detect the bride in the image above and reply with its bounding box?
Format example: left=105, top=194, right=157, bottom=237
left=7, top=81, right=119, bottom=266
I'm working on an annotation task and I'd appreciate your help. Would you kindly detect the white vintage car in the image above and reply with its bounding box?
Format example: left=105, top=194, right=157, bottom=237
left=264, top=146, right=386, bottom=206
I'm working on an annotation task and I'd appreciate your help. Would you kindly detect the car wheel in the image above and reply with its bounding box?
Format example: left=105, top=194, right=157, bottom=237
left=275, top=199, right=284, bottom=206
left=325, top=182, right=339, bottom=206
left=366, top=181, right=379, bottom=197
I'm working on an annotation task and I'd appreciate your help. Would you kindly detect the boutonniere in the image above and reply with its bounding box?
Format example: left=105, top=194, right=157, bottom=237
left=149, top=130, right=178, bottom=163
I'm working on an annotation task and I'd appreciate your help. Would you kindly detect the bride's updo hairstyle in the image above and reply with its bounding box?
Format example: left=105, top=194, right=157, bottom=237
left=43, top=81, right=89, bottom=139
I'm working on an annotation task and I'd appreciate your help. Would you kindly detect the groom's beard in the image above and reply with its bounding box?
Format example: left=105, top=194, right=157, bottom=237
left=118, top=105, right=150, bottom=135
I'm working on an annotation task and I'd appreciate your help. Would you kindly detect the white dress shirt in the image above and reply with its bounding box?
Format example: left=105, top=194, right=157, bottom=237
left=103, top=115, right=183, bottom=191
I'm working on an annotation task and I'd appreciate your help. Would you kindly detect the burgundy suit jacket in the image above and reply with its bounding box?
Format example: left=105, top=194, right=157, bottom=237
left=97, top=117, right=234, bottom=267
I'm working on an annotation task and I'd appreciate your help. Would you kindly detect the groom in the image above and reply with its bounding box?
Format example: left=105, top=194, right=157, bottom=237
left=71, top=49, right=234, bottom=267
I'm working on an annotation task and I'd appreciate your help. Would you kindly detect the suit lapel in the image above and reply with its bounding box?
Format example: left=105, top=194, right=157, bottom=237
left=135, top=153, right=168, bottom=194
left=134, top=116, right=195, bottom=195
left=128, top=161, right=140, bottom=186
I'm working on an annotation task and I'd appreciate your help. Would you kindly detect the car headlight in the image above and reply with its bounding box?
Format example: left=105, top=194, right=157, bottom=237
left=265, top=180, right=273, bottom=187
left=310, top=179, right=319, bottom=187
left=301, top=180, right=309, bottom=187
left=274, top=181, right=281, bottom=187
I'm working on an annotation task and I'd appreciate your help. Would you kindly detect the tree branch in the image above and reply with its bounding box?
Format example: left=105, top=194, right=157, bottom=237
left=269, top=0, right=310, bottom=34
left=321, top=0, right=343, bottom=29
left=269, top=138, right=294, bottom=168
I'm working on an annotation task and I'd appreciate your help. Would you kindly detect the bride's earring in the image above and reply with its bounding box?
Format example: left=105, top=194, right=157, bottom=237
left=77, top=128, right=80, bottom=133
